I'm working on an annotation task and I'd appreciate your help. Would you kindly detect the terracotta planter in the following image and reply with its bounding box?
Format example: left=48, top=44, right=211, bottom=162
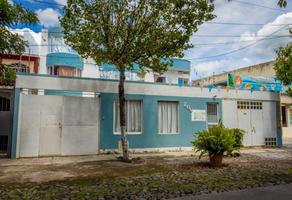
left=209, top=152, right=224, bottom=167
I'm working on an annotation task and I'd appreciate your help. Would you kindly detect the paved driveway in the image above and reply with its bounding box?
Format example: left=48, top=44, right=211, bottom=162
left=174, top=184, right=292, bottom=200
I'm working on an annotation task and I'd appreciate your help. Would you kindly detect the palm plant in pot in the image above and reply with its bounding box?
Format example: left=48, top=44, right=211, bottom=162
left=192, top=123, right=243, bottom=167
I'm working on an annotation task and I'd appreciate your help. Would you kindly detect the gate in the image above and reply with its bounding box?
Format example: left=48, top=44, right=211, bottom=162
left=17, top=93, right=100, bottom=157
left=223, top=99, right=277, bottom=146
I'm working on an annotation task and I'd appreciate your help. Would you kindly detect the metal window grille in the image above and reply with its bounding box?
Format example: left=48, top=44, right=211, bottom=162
left=0, top=97, right=10, bottom=111
left=237, top=101, right=262, bottom=110
left=9, top=63, right=30, bottom=73
left=207, top=103, right=218, bottom=124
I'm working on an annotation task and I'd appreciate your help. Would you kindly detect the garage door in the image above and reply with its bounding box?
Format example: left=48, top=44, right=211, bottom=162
left=18, top=94, right=100, bottom=157
left=223, top=100, right=277, bottom=146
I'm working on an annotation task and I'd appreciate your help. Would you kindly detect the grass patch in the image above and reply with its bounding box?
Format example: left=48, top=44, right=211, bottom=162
left=1, top=155, right=292, bottom=199
left=1, top=165, right=292, bottom=199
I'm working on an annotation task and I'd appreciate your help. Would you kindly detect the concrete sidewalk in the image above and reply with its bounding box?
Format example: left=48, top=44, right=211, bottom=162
left=174, top=184, right=292, bottom=200
left=0, top=147, right=291, bottom=166
left=0, top=151, right=196, bottom=166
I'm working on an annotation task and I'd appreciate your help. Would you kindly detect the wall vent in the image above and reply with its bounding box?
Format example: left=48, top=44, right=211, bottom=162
left=265, top=137, right=277, bottom=146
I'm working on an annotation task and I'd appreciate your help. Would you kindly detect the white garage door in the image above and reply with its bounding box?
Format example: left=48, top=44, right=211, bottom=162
left=18, top=94, right=100, bottom=158
left=223, top=100, right=277, bottom=146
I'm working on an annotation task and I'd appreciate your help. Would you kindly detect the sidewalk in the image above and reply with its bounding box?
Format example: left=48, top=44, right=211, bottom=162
left=0, top=147, right=290, bottom=167
left=0, top=150, right=195, bottom=166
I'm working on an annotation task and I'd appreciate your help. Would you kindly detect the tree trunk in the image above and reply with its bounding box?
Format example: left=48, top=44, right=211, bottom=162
left=119, top=70, right=129, bottom=161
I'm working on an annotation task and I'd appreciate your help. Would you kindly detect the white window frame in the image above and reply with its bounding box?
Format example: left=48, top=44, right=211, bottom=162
left=113, top=100, right=143, bottom=135
left=157, top=101, right=180, bottom=135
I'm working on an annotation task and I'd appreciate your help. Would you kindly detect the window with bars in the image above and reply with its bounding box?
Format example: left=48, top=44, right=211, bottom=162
left=9, top=63, right=30, bottom=73
left=207, top=103, right=218, bottom=126
left=0, top=97, right=10, bottom=111
left=237, top=101, right=262, bottom=110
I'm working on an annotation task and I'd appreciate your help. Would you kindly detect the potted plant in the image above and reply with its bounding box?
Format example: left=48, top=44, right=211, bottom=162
left=192, top=124, right=243, bottom=167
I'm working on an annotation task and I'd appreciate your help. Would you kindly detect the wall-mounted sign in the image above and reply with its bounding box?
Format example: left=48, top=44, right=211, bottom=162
left=184, top=102, right=192, bottom=112
left=191, top=110, right=206, bottom=121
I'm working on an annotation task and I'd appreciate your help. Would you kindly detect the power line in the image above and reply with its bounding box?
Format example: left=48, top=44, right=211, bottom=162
left=186, top=25, right=288, bottom=61
left=27, top=0, right=287, bottom=12
left=232, top=0, right=286, bottom=11
left=192, top=36, right=291, bottom=47
left=25, top=36, right=291, bottom=48
left=193, top=35, right=290, bottom=38
left=205, top=21, right=291, bottom=26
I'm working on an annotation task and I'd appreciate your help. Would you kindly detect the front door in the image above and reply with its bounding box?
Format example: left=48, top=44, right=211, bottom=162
left=236, top=100, right=264, bottom=146
left=39, top=96, right=63, bottom=156
left=237, top=106, right=252, bottom=146
left=251, top=108, right=264, bottom=145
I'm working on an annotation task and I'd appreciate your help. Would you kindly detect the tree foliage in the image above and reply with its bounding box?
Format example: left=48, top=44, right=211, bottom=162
left=0, top=0, right=38, bottom=81
left=274, top=44, right=292, bottom=90
left=278, top=0, right=287, bottom=8
left=61, top=0, right=214, bottom=72
left=61, top=0, right=214, bottom=160
left=274, top=0, right=292, bottom=96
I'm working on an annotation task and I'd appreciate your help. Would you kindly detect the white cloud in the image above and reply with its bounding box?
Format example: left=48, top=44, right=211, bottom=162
left=185, top=0, right=292, bottom=80
left=191, top=57, right=256, bottom=80
left=54, top=0, right=67, bottom=6
left=36, top=8, right=60, bottom=27
left=28, top=0, right=67, bottom=6
left=236, top=12, right=292, bottom=57
left=11, top=28, right=42, bottom=55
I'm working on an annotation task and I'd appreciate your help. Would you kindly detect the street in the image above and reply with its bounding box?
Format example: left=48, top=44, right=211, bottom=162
left=174, top=184, right=292, bottom=200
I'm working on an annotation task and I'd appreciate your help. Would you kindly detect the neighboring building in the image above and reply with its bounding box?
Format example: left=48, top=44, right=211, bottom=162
left=192, top=60, right=292, bottom=146
left=39, top=27, right=191, bottom=84
left=192, top=61, right=275, bottom=86
left=0, top=53, right=39, bottom=74
left=281, top=94, right=292, bottom=146
left=0, top=53, right=39, bottom=156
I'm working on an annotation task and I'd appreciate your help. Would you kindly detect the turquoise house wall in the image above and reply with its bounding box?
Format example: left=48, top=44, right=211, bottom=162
left=100, top=93, right=222, bottom=150
left=276, top=101, right=282, bottom=147
left=44, top=90, right=83, bottom=97
left=11, top=88, right=20, bottom=159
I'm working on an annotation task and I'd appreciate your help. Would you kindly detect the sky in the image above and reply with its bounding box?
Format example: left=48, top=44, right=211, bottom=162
left=10, top=0, right=292, bottom=80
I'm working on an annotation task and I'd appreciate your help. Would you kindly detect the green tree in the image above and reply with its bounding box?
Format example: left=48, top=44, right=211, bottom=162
left=61, top=0, right=214, bottom=161
left=274, top=44, right=292, bottom=95
left=0, top=0, right=38, bottom=82
left=274, top=0, right=292, bottom=95
left=278, top=0, right=287, bottom=8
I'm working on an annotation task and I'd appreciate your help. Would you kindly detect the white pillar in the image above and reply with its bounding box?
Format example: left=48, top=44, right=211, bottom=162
left=39, top=29, right=48, bottom=74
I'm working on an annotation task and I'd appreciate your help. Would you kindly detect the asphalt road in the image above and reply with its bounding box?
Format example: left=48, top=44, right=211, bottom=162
left=173, top=184, right=292, bottom=200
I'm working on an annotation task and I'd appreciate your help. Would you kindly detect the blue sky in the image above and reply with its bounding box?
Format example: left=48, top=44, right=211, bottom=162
left=12, top=0, right=292, bottom=80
